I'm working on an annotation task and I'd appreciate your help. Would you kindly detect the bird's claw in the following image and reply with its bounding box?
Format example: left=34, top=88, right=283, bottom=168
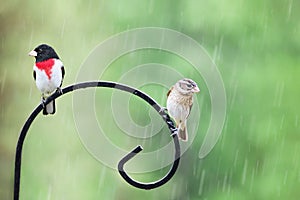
left=159, top=107, right=169, bottom=120
left=56, top=87, right=63, bottom=95
left=159, top=107, right=168, bottom=115
left=41, top=97, right=46, bottom=108
left=170, top=128, right=178, bottom=137
left=158, top=107, right=178, bottom=137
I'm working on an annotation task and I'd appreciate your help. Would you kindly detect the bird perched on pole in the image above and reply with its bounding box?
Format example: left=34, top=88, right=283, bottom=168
left=29, top=44, right=65, bottom=115
left=166, top=78, right=200, bottom=141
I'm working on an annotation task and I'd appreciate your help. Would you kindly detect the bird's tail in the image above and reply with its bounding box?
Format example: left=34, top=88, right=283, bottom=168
left=178, top=121, right=188, bottom=141
left=43, top=99, right=56, bottom=115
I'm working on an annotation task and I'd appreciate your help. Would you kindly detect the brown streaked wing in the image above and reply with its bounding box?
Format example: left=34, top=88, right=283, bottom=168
left=167, top=86, right=173, bottom=97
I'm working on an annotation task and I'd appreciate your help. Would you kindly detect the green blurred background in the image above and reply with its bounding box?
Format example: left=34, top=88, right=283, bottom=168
left=1, top=0, right=300, bottom=199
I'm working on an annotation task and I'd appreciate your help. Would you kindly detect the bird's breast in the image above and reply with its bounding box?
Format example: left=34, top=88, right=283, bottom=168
left=167, top=90, right=193, bottom=120
left=35, top=59, right=55, bottom=79
left=34, top=59, right=63, bottom=94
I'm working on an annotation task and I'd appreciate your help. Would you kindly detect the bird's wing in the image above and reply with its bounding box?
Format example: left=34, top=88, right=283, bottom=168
left=185, top=96, right=194, bottom=119
left=33, top=70, right=36, bottom=81
left=167, top=86, right=173, bottom=97
left=59, top=66, right=65, bottom=87
left=187, top=103, right=193, bottom=118
left=61, top=66, right=65, bottom=79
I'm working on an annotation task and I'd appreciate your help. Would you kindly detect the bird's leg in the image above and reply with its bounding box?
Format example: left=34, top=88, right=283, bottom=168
left=158, top=107, right=178, bottom=136
left=41, top=94, right=46, bottom=108
left=159, top=107, right=168, bottom=118
left=56, top=87, right=63, bottom=95
left=159, top=107, right=169, bottom=121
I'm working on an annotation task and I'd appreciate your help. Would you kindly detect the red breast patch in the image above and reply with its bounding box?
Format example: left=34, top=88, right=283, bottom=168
left=35, top=59, right=55, bottom=79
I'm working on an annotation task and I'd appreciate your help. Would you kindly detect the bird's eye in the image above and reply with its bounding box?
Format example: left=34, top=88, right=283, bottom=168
left=186, top=83, right=192, bottom=88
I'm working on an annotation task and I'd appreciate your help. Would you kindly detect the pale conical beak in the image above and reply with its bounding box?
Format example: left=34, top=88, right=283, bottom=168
left=28, top=50, right=37, bottom=57
left=192, top=86, right=200, bottom=93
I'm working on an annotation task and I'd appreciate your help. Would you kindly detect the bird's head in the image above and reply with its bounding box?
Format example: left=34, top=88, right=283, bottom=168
left=176, top=78, right=200, bottom=95
left=29, top=44, right=59, bottom=62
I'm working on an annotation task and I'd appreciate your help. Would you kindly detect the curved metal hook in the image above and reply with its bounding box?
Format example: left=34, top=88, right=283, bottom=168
left=118, top=134, right=180, bottom=190
left=14, top=81, right=181, bottom=200
left=113, top=83, right=181, bottom=190
left=118, top=108, right=181, bottom=190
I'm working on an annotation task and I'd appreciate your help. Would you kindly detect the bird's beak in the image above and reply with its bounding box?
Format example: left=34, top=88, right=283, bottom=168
left=193, top=86, right=200, bottom=93
left=28, top=50, right=37, bottom=57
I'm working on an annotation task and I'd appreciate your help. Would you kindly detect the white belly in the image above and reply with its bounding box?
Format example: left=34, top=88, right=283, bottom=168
left=34, top=59, right=63, bottom=94
left=167, top=95, right=190, bottom=122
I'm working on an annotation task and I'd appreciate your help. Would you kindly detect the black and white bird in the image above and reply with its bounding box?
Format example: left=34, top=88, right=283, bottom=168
left=29, top=44, right=65, bottom=115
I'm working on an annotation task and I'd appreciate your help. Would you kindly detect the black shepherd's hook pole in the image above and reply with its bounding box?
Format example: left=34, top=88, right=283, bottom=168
left=14, top=81, right=180, bottom=200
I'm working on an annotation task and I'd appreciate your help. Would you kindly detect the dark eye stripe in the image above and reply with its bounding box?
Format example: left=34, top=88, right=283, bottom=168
left=179, top=79, right=198, bottom=91
left=188, top=81, right=197, bottom=87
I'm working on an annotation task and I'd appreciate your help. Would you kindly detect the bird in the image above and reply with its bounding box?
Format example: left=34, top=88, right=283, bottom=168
left=166, top=78, right=200, bottom=141
left=29, top=44, right=65, bottom=115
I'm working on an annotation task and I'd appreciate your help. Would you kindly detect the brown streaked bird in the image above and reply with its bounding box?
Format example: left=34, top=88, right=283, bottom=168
left=166, top=78, right=200, bottom=141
